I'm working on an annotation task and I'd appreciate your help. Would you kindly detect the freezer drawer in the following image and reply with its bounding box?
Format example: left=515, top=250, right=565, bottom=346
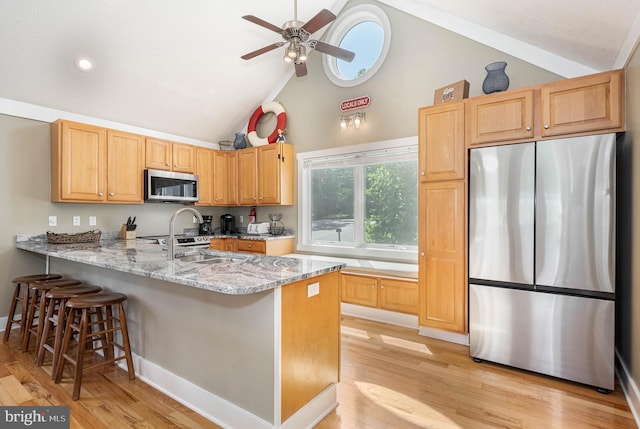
left=470, top=284, right=614, bottom=390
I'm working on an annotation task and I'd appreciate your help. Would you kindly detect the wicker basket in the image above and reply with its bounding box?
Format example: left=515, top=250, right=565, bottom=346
left=46, top=229, right=102, bottom=244
left=218, top=140, right=235, bottom=151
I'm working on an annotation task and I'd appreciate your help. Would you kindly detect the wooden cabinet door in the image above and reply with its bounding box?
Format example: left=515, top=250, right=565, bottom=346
left=107, top=130, right=144, bottom=203
left=209, top=239, right=224, bottom=250
left=418, top=102, right=465, bottom=182
left=224, top=239, right=236, bottom=252
left=172, top=142, right=195, bottom=173
left=258, top=143, right=282, bottom=205
left=467, top=89, right=535, bottom=145
left=341, top=274, right=378, bottom=307
left=196, top=148, right=214, bottom=206
left=145, top=138, right=171, bottom=170
left=227, top=151, right=238, bottom=205
left=541, top=69, right=624, bottom=137
left=212, top=150, right=228, bottom=205
left=419, top=181, right=467, bottom=333
left=237, top=148, right=258, bottom=205
left=55, top=121, right=107, bottom=202
left=235, top=239, right=266, bottom=254
left=379, top=278, right=418, bottom=314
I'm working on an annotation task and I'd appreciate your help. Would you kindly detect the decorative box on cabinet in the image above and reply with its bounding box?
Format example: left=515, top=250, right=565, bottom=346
left=341, top=272, right=418, bottom=315
left=418, top=102, right=466, bottom=182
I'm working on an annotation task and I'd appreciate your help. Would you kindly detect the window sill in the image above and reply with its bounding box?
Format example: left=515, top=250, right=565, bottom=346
left=295, top=243, right=417, bottom=264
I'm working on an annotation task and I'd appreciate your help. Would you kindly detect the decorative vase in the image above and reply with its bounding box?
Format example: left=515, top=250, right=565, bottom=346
left=482, top=61, right=510, bottom=94
left=233, top=133, right=246, bottom=149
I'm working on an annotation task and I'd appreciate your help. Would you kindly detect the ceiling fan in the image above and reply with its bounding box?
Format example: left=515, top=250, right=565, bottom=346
left=241, top=1, right=355, bottom=77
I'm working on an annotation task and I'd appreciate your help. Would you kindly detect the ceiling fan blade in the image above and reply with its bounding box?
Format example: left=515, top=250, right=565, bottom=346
left=309, top=40, right=355, bottom=62
left=300, top=9, right=336, bottom=35
left=294, top=61, right=308, bottom=77
left=241, top=42, right=285, bottom=60
left=242, top=15, right=284, bottom=34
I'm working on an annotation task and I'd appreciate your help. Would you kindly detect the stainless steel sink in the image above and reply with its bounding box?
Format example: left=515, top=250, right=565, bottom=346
left=177, top=254, right=236, bottom=264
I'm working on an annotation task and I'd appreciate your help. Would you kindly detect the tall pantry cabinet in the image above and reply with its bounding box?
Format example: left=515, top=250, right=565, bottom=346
left=418, top=102, right=468, bottom=334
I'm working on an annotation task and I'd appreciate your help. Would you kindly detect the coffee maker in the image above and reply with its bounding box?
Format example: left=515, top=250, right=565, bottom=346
left=220, top=214, right=236, bottom=235
left=199, top=215, right=213, bottom=235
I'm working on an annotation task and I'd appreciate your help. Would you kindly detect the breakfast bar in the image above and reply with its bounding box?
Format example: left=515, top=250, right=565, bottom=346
left=15, top=236, right=345, bottom=429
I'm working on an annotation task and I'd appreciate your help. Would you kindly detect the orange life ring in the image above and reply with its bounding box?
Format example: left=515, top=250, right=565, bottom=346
left=247, top=101, right=286, bottom=146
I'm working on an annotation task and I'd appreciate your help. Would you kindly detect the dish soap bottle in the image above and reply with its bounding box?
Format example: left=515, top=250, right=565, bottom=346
left=249, top=206, right=256, bottom=224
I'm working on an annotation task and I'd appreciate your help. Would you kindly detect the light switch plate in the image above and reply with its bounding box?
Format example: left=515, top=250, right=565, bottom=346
left=89, top=216, right=96, bottom=226
left=48, top=216, right=57, bottom=227
left=73, top=216, right=80, bottom=226
left=307, top=282, right=320, bottom=297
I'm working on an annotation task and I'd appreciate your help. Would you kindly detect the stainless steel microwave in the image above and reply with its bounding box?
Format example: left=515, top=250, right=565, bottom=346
left=144, top=169, right=199, bottom=203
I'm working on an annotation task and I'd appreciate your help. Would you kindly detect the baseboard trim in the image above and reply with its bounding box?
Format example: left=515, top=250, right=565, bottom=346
left=341, top=303, right=418, bottom=329
left=418, top=326, right=470, bottom=346
left=615, top=349, right=640, bottom=427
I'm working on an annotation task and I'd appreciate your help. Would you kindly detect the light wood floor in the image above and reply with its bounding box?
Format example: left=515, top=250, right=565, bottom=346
left=1, top=316, right=637, bottom=428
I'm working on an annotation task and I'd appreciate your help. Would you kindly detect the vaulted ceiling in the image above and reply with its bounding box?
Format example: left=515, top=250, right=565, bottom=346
left=1, top=0, right=639, bottom=144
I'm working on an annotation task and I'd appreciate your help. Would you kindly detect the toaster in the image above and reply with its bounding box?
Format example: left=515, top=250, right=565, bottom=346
left=246, top=222, right=270, bottom=234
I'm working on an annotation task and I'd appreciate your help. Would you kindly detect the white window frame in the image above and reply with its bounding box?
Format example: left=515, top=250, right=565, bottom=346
left=322, top=4, right=392, bottom=87
left=297, top=137, right=418, bottom=263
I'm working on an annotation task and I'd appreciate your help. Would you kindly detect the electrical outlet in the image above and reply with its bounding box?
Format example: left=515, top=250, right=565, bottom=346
left=48, top=216, right=57, bottom=227
left=307, top=282, right=320, bottom=297
left=240, top=215, right=244, bottom=223
left=72, top=216, right=80, bottom=226
left=89, top=216, right=96, bottom=226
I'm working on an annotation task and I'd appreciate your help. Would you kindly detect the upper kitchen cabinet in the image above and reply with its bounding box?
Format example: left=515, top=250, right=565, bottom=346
left=212, top=150, right=230, bottom=205
left=51, top=120, right=144, bottom=203
left=540, top=69, right=624, bottom=137
left=418, top=101, right=465, bottom=182
left=226, top=151, right=239, bottom=206
left=467, top=89, right=535, bottom=145
left=106, top=130, right=145, bottom=202
left=145, top=138, right=195, bottom=173
left=195, top=147, right=214, bottom=206
left=237, top=143, right=294, bottom=206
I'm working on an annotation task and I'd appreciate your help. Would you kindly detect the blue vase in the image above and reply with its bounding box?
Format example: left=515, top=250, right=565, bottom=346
left=233, top=133, right=246, bottom=149
left=482, top=61, right=509, bottom=94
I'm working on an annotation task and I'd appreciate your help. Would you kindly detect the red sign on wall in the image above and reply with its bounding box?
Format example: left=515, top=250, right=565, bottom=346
left=340, top=96, right=371, bottom=112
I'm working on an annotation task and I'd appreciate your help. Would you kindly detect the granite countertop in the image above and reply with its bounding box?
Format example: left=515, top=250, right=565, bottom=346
left=211, top=233, right=295, bottom=241
left=15, top=236, right=344, bottom=295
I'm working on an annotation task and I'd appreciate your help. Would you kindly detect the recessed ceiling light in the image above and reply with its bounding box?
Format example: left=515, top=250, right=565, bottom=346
left=75, top=57, right=94, bottom=72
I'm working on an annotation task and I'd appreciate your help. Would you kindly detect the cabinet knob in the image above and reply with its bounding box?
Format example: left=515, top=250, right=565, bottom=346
left=165, top=162, right=170, bottom=166
left=371, top=284, right=375, bottom=288
left=98, top=192, right=103, bottom=196
left=421, top=171, right=425, bottom=176
left=248, top=244, right=252, bottom=248
left=420, top=252, right=425, bottom=257
left=109, top=192, right=115, bottom=196
left=526, top=126, right=531, bottom=131
left=381, top=284, right=385, bottom=289
left=544, top=124, right=550, bottom=129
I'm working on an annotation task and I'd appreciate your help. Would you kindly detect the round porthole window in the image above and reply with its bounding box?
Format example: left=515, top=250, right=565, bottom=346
left=322, top=4, right=391, bottom=87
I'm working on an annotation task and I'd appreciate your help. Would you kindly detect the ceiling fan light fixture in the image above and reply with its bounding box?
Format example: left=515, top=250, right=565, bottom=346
left=297, top=44, right=307, bottom=62
left=284, top=53, right=293, bottom=63
left=286, top=42, right=298, bottom=59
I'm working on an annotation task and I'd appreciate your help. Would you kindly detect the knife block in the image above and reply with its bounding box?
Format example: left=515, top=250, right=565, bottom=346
left=119, top=224, right=136, bottom=240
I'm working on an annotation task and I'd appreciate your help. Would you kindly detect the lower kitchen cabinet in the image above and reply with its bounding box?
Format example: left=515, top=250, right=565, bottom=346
left=209, top=237, right=294, bottom=256
left=418, top=180, right=467, bottom=333
left=341, top=272, right=418, bottom=315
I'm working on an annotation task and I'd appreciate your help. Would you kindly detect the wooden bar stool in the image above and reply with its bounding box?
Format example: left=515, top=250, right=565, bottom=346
left=4, top=274, right=62, bottom=343
left=36, top=284, right=103, bottom=375
left=21, top=279, right=82, bottom=352
left=54, top=292, right=135, bottom=400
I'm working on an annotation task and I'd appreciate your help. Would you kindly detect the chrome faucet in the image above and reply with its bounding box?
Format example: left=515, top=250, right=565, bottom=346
left=168, top=207, right=204, bottom=261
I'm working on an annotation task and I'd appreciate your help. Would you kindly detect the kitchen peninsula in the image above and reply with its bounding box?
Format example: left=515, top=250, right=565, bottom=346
left=16, top=235, right=345, bottom=429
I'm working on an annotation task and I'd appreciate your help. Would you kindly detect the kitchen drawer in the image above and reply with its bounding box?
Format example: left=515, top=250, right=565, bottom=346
left=235, top=239, right=266, bottom=254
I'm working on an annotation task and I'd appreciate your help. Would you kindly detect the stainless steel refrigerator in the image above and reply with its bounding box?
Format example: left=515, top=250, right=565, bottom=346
left=468, top=133, right=616, bottom=391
